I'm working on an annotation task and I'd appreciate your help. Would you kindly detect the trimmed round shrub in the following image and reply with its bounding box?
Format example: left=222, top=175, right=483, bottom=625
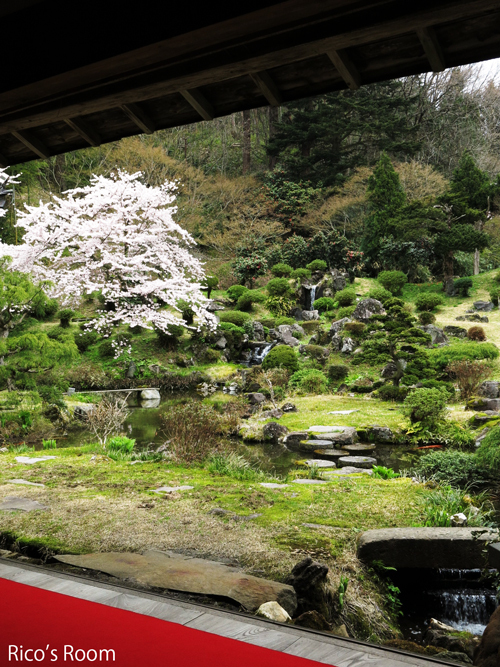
left=489, top=287, right=499, bottom=306
left=377, top=270, right=407, bottom=296
left=402, top=387, right=447, bottom=425
left=218, top=310, right=251, bottom=326
left=47, top=326, right=74, bottom=342
left=335, top=288, right=356, bottom=307
left=337, top=305, right=356, bottom=318
left=313, top=297, right=336, bottom=312
left=429, top=342, right=499, bottom=368
left=99, top=339, right=115, bottom=357
left=344, top=322, right=365, bottom=337
left=74, top=330, right=99, bottom=352
left=306, top=259, right=328, bottom=272
left=377, top=385, right=408, bottom=402
left=266, top=295, right=294, bottom=317
left=262, top=345, right=299, bottom=373
left=236, top=291, right=266, bottom=311
left=476, top=425, right=500, bottom=477
left=202, top=275, right=219, bottom=298
left=227, top=285, right=248, bottom=301
left=468, top=326, right=486, bottom=341
left=271, top=263, right=293, bottom=277
left=415, top=293, right=444, bottom=312
left=258, top=318, right=276, bottom=329
left=327, top=364, right=349, bottom=382
left=414, top=450, right=485, bottom=487
left=177, top=299, right=195, bottom=325
left=58, top=308, right=75, bottom=328
left=454, top=277, right=473, bottom=297
left=275, top=316, right=296, bottom=326
left=156, top=323, right=184, bottom=348
left=418, top=311, right=436, bottom=325
left=267, top=277, right=292, bottom=297
left=219, top=322, right=245, bottom=335
left=301, top=320, right=321, bottom=333
left=367, top=287, right=393, bottom=304
left=291, top=268, right=311, bottom=281
left=291, top=369, right=328, bottom=394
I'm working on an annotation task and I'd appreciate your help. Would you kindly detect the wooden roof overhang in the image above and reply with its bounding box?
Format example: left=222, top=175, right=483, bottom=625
left=2, top=0, right=500, bottom=166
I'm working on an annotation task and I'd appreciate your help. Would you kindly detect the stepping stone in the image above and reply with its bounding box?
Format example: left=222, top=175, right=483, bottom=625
left=313, top=449, right=348, bottom=461
left=298, top=440, right=333, bottom=451
left=308, top=425, right=345, bottom=432
left=310, top=427, right=358, bottom=446
left=260, top=483, right=289, bottom=488
left=8, top=479, right=45, bottom=487
left=343, top=444, right=376, bottom=453
left=327, top=410, right=359, bottom=415
left=301, top=459, right=336, bottom=469
left=0, top=496, right=48, bottom=511
left=55, top=550, right=297, bottom=614
left=231, top=513, right=262, bottom=522
left=325, top=468, right=373, bottom=477
left=15, top=456, right=56, bottom=465
left=291, top=479, right=328, bottom=485
left=338, top=456, right=376, bottom=469
left=152, top=485, right=194, bottom=494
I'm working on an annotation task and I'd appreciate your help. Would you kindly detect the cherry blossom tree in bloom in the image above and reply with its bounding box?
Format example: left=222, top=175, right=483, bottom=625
left=0, top=170, right=216, bottom=339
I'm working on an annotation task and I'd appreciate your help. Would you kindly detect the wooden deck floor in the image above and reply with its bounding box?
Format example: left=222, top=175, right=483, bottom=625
left=0, top=558, right=453, bottom=667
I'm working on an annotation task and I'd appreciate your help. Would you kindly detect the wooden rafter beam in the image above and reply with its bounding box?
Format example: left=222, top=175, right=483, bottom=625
left=326, top=49, right=360, bottom=90
left=12, top=130, right=50, bottom=159
left=250, top=70, right=282, bottom=106
left=120, top=103, right=155, bottom=134
left=416, top=26, right=446, bottom=72
left=180, top=89, right=214, bottom=121
left=65, top=117, right=101, bottom=147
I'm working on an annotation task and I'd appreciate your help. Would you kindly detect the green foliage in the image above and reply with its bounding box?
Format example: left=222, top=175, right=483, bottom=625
left=476, top=425, right=500, bottom=477
left=337, top=305, right=356, bottom=318
left=290, top=369, right=328, bottom=394
left=372, top=466, right=399, bottom=480
left=258, top=318, right=276, bottom=329
left=429, top=342, right=499, bottom=369
left=266, top=277, right=292, bottom=297
left=338, top=575, right=349, bottom=610
left=219, top=322, right=245, bottom=335
left=271, top=263, right=293, bottom=277
left=415, top=293, right=444, bottom=311
left=489, top=287, right=500, bottom=306
left=313, top=297, right=336, bottom=312
left=367, top=287, right=393, bottom=304
left=377, top=385, right=408, bottom=402
left=155, top=323, right=184, bottom=349
left=335, top=288, right=356, bottom=307
left=27, top=295, right=58, bottom=320
left=177, top=299, right=195, bottom=325
left=37, top=385, right=65, bottom=407
left=266, top=295, right=294, bottom=317
left=454, top=276, right=473, bottom=297
left=107, top=436, right=135, bottom=453
left=414, top=451, right=486, bottom=487
left=275, top=316, right=295, bottom=326
left=306, top=259, right=327, bottom=272
left=262, top=345, right=299, bottom=373
left=232, top=247, right=268, bottom=287
left=422, top=485, right=493, bottom=528
left=344, top=322, right=365, bottom=336
left=226, top=285, right=249, bottom=301
left=467, top=326, right=486, bottom=341
left=202, top=275, right=219, bottom=298
left=42, top=439, right=57, bottom=450
left=99, top=339, right=115, bottom=357
left=218, top=311, right=251, bottom=326
left=327, top=364, right=349, bottom=382
left=402, top=388, right=447, bottom=426
left=74, top=330, right=99, bottom=352
left=236, top=291, right=265, bottom=311
left=418, top=311, right=436, bottom=325
left=58, top=308, right=75, bottom=328
left=377, top=270, right=407, bottom=296
left=207, top=452, right=269, bottom=482
left=290, top=268, right=311, bottom=281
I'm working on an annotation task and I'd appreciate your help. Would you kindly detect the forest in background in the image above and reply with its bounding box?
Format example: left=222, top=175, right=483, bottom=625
left=3, top=64, right=500, bottom=282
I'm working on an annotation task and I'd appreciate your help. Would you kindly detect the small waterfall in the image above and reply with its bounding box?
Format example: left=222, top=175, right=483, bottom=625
left=305, top=284, right=318, bottom=310
left=252, top=343, right=273, bottom=364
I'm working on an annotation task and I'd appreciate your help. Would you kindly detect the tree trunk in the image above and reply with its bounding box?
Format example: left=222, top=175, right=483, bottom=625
left=443, top=251, right=454, bottom=292
left=268, top=107, right=279, bottom=170
left=242, top=110, right=251, bottom=174
left=474, top=248, right=480, bottom=275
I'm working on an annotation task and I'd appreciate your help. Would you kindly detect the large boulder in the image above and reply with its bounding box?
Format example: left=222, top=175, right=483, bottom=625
left=474, top=606, right=500, bottom=666
left=285, top=557, right=332, bottom=620
left=329, top=318, right=350, bottom=335
left=252, top=321, right=265, bottom=342
left=283, top=432, right=310, bottom=449
left=468, top=398, right=500, bottom=412
left=352, top=298, right=385, bottom=322
left=246, top=392, right=266, bottom=405
left=333, top=275, right=347, bottom=291
left=263, top=422, right=289, bottom=443
left=74, top=404, right=96, bottom=420
left=380, top=362, right=398, bottom=379
left=474, top=300, right=494, bottom=312
left=341, top=337, right=355, bottom=354
left=444, top=325, right=467, bottom=339
left=141, top=388, right=161, bottom=400
left=418, top=325, right=448, bottom=346
left=301, top=310, right=320, bottom=321
left=275, top=325, right=301, bottom=347
left=478, top=381, right=500, bottom=399
left=330, top=334, right=343, bottom=351
left=364, top=426, right=394, bottom=443
left=310, top=427, right=358, bottom=446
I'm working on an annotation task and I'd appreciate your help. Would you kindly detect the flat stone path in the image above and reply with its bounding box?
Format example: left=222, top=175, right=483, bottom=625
left=0, top=559, right=450, bottom=666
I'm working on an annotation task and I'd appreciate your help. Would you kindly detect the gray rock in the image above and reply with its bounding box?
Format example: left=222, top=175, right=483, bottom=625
left=141, top=388, right=161, bottom=400
left=352, top=298, right=385, bottom=322
left=341, top=337, right=355, bottom=354
left=141, top=398, right=160, bottom=408
left=313, top=448, right=348, bottom=461
left=303, top=459, right=336, bottom=468
left=148, top=364, right=162, bottom=375
left=8, top=479, right=45, bottom=487
left=291, top=323, right=305, bottom=336
left=55, top=550, right=297, bottom=614
left=300, top=310, right=319, bottom=321
left=474, top=300, right=494, bottom=312
left=297, top=439, right=336, bottom=452
left=450, top=512, right=468, bottom=527
left=126, top=361, right=137, bottom=378
left=246, top=392, right=266, bottom=405
left=275, top=325, right=300, bottom=347
left=478, top=381, right=500, bottom=399
left=261, top=409, right=283, bottom=419
left=330, top=334, right=343, bottom=351
left=310, top=427, right=358, bottom=446
left=291, top=479, right=328, bottom=485
left=283, top=431, right=310, bottom=449
left=456, top=314, right=489, bottom=323
left=206, top=300, right=226, bottom=312
left=308, top=425, right=346, bottom=432
left=326, top=467, right=372, bottom=476
left=256, top=601, right=291, bottom=623
left=365, top=426, right=394, bottom=443
left=252, top=322, right=265, bottom=342
left=333, top=275, right=347, bottom=291
left=15, top=456, right=56, bottom=465
left=444, top=278, right=456, bottom=297
left=214, top=336, right=227, bottom=350
left=338, top=456, right=376, bottom=469
left=357, top=527, right=498, bottom=569
left=74, top=404, right=96, bottom=419
left=0, top=496, right=48, bottom=511
left=281, top=402, right=297, bottom=413
left=470, top=398, right=500, bottom=412
left=263, top=421, right=288, bottom=442
left=343, top=444, right=376, bottom=453
left=329, top=318, right=350, bottom=335
left=153, top=485, right=194, bottom=493
left=260, top=483, right=289, bottom=489
left=381, top=361, right=398, bottom=379
left=419, top=324, right=448, bottom=345
left=327, top=409, right=359, bottom=415
left=444, top=325, right=467, bottom=338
